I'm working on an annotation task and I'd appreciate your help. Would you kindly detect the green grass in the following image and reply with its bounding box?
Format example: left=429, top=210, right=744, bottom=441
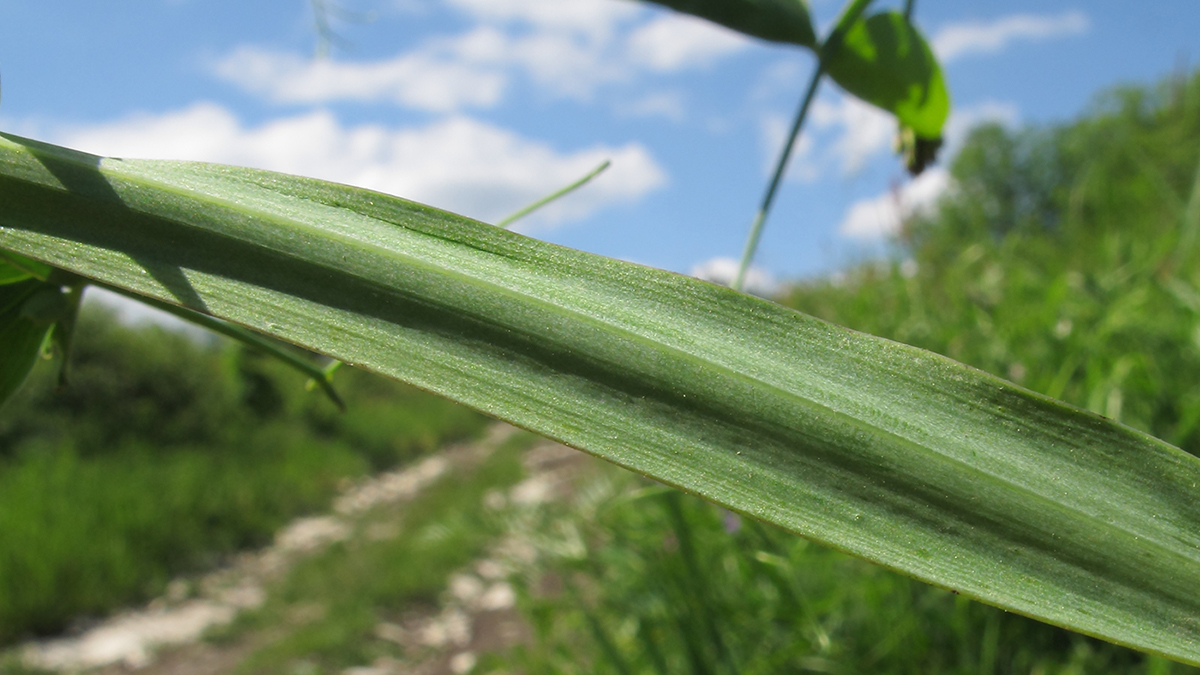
left=0, top=304, right=489, bottom=644
left=223, top=431, right=536, bottom=675
left=0, top=425, right=364, bottom=641
left=506, top=463, right=1197, bottom=675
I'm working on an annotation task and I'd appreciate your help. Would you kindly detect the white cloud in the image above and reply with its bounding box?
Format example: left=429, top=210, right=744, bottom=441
left=690, top=257, right=779, bottom=297
left=933, top=11, right=1089, bottom=63
left=56, top=103, right=667, bottom=230
left=831, top=99, right=1019, bottom=240
left=748, top=59, right=807, bottom=106
left=809, top=95, right=895, bottom=174
left=449, top=15, right=745, bottom=100
left=616, top=91, right=687, bottom=121
left=499, top=30, right=630, bottom=98
left=442, top=0, right=642, bottom=40
left=760, top=93, right=893, bottom=182
left=433, top=0, right=652, bottom=99
left=626, top=13, right=750, bottom=72
left=215, top=1, right=749, bottom=111
left=214, top=43, right=505, bottom=112
left=212, top=28, right=624, bottom=107
left=838, top=168, right=949, bottom=240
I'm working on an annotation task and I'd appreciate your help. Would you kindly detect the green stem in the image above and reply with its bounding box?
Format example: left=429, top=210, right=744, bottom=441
left=732, top=0, right=875, bottom=292
left=496, top=159, right=611, bottom=229
left=732, top=68, right=823, bottom=292
left=663, top=491, right=737, bottom=673
left=565, top=578, right=635, bottom=675
left=311, top=0, right=335, bottom=57
left=98, top=283, right=346, bottom=411
left=903, top=0, right=917, bottom=21
left=308, top=359, right=344, bottom=394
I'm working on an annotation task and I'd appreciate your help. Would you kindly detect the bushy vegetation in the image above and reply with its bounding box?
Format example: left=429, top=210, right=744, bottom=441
left=788, top=69, right=1200, bottom=454
left=506, top=69, right=1200, bottom=673
left=0, top=307, right=488, bottom=643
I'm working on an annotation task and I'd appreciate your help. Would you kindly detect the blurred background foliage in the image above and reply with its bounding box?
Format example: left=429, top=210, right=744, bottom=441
left=0, top=307, right=488, bottom=643
left=504, top=67, right=1200, bottom=674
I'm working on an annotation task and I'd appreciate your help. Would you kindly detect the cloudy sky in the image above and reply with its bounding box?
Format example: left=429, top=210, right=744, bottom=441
left=3, top=0, right=1199, bottom=294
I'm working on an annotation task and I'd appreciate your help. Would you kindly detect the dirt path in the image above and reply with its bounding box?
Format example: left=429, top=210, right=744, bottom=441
left=12, top=424, right=595, bottom=675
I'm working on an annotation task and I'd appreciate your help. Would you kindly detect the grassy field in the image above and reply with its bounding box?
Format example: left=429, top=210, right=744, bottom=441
left=0, top=306, right=489, bottom=644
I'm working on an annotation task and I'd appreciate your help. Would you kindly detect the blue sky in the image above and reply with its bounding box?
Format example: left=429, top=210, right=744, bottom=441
left=3, top=0, right=1200, bottom=295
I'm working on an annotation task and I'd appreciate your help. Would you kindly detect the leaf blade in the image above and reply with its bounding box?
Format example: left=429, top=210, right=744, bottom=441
left=824, top=11, right=950, bottom=139
left=0, top=133, right=1197, bottom=664
left=0, top=280, right=54, bottom=408
left=643, top=0, right=816, bottom=49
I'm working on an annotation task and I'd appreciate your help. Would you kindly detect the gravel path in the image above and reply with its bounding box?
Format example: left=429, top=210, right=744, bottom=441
left=11, top=424, right=594, bottom=675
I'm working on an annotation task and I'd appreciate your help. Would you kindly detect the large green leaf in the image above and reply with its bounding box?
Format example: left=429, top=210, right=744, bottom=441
left=643, top=0, right=816, bottom=49
left=0, top=279, right=53, bottom=408
left=824, top=11, right=949, bottom=139
left=0, top=132, right=1198, bottom=664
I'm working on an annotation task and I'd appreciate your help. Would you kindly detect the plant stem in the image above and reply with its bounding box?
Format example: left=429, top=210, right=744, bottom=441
left=496, top=159, right=611, bottom=229
left=731, top=0, right=875, bottom=292
left=307, top=359, right=344, bottom=395
left=311, top=0, right=335, bottom=57
left=663, top=491, right=737, bottom=673
left=732, top=67, right=823, bottom=292
left=903, top=0, right=916, bottom=21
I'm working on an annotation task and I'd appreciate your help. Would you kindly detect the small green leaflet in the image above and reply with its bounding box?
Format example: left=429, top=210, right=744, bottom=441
left=0, top=280, right=54, bottom=409
left=824, top=11, right=950, bottom=140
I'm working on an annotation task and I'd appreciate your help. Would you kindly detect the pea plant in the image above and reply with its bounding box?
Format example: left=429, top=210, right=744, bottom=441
left=1, top=0, right=1197, bottom=666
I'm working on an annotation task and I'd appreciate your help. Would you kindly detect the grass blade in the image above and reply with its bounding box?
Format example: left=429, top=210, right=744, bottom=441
left=496, top=160, right=610, bottom=230
left=0, top=280, right=54, bottom=408
left=0, top=132, right=1199, bottom=664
